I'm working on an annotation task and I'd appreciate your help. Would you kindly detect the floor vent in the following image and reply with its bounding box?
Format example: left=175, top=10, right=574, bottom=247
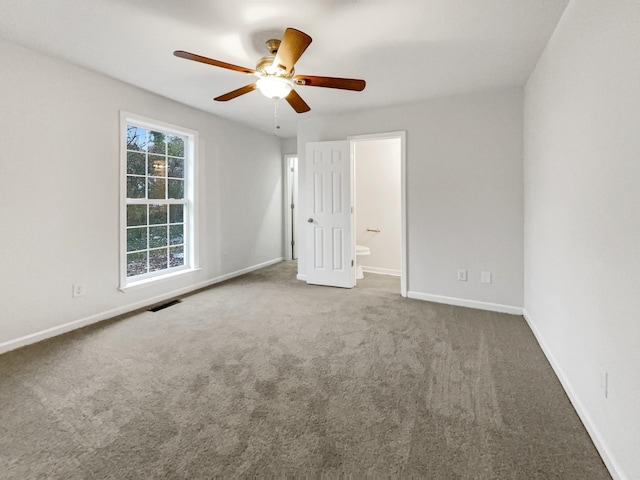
left=148, top=299, right=181, bottom=312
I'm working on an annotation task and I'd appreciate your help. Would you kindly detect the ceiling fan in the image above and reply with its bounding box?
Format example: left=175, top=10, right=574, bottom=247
left=174, top=28, right=366, bottom=113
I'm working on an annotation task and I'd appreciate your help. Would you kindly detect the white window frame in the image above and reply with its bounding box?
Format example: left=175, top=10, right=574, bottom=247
left=119, top=111, right=199, bottom=290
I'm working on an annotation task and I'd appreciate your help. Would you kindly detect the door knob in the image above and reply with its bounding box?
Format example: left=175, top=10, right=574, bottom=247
left=307, top=218, right=314, bottom=223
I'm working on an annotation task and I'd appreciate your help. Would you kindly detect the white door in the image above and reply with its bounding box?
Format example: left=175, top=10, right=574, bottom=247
left=305, top=141, right=354, bottom=288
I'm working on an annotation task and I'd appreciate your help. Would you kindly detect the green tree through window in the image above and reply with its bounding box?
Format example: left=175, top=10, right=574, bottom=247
left=122, top=116, right=194, bottom=285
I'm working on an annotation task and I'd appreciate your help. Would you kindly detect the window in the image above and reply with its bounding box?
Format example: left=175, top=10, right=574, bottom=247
left=120, top=113, right=197, bottom=288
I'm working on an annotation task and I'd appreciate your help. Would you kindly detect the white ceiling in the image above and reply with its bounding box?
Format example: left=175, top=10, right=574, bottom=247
left=0, top=0, right=569, bottom=138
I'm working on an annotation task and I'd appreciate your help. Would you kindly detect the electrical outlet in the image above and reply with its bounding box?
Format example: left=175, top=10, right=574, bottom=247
left=481, top=271, right=492, bottom=283
left=72, top=284, right=86, bottom=298
left=457, top=269, right=467, bottom=281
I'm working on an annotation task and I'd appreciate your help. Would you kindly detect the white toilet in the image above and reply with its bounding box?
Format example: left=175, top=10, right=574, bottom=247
left=355, top=245, right=371, bottom=279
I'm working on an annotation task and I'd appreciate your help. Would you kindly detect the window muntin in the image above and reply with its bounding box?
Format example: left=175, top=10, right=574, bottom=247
left=121, top=115, right=196, bottom=286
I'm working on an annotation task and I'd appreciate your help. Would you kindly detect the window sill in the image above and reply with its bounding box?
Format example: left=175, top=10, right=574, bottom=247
left=119, top=267, right=201, bottom=292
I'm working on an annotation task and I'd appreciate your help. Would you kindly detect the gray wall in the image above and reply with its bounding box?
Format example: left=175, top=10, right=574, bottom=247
left=0, top=38, right=283, bottom=350
left=524, top=1, right=640, bottom=478
left=297, top=88, right=524, bottom=311
left=280, top=137, right=297, bottom=156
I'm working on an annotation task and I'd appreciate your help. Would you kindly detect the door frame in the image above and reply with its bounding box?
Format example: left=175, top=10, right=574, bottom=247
left=283, top=154, right=298, bottom=261
left=349, top=131, right=407, bottom=297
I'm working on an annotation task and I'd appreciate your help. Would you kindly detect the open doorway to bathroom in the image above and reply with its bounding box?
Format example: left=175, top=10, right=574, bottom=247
left=351, top=132, right=405, bottom=294
left=294, top=131, right=406, bottom=294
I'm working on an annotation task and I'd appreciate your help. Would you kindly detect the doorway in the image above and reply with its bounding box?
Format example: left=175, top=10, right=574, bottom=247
left=296, top=132, right=406, bottom=295
left=351, top=132, right=406, bottom=295
left=284, top=155, right=298, bottom=261
left=352, top=136, right=402, bottom=282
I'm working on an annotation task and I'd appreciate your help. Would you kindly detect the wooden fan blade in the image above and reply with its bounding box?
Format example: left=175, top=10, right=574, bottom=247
left=174, top=50, right=255, bottom=75
left=294, top=75, right=366, bottom=91
left=285, top=89, right=311, bottom=113
left=272, top=28, right=312, bottom=75
left=214, top=83, right=258, bottom=102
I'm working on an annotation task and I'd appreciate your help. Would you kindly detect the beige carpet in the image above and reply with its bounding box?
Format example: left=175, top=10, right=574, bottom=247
left=0, top=261, right=609, bottom=478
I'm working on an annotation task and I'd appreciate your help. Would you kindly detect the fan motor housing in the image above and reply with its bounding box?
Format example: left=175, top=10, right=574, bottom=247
left=256, top=56, right=275, bottom=74
left=256, top=55, right=293, bottom=77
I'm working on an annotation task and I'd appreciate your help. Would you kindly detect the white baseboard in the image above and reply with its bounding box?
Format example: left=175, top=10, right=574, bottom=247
left=204, top=257, right=282, bottom=286
left=407, top=291, right=523, bottom=315
left=0, top=257, right=283, bottom=356
left=296, top=274, right=307, bottom=281
left=361, top=266, right=401, bottom=276
left=522, top=309, right=625, bottom=480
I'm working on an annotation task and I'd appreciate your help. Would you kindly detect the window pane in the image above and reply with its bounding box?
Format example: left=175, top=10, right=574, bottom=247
left=127, top=152, right=145, bottom=175
left=127, top=251, right=147, bottom=277
left=149, top=248, right=168, bottom=271
left=148, top=155, right=166, bottom=177
left=127, top=126, right=147, bottom=151
left=149, top=225, right=168, bottom=249
left=123, top=120, right=192, bottom=284
left=169, top=205, right=184, bottom=224
left=127, top=176, right=146, bottom=198
left=127, top=205, right=147, bottom=226
left=170, top=246, right=184, bottom=267
left=148, top=131, right=166, bottom=154
left=127, top=227, right=147, bottom=252
left=168, top=179, right=184, bottom=199
left=167, top=136, right=184, bottom=157
left=149, top=204, right=167, bottom=225
left=148, top=178, right=166, bottom=199
left=169, top=224, right=183, bottom=245
left=168, top=158, right=184, bottom=178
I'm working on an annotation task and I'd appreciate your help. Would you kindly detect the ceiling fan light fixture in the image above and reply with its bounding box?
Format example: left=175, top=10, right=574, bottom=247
left=257, top=76, right=293, bottom=99
left=174, top=27, right=365, bottom=114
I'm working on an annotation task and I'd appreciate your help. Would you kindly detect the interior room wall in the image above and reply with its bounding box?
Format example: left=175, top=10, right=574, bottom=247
left=355, top=138, right=402, bottom=275
left=280, top=137, right=297, bottom=156
left=0, top=38, right=283, bottom=351
left=523, top=1, right=640, bottom=478
left=297, top=88, right=524, bottom=311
